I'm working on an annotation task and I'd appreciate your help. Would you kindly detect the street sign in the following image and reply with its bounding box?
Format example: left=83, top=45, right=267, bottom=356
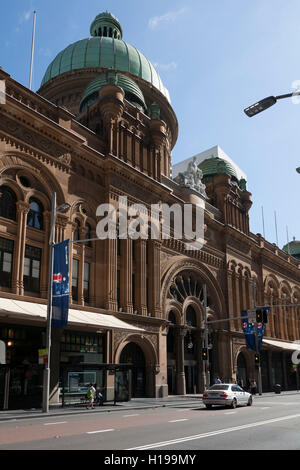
left=38, top=348, right=48, bottom=365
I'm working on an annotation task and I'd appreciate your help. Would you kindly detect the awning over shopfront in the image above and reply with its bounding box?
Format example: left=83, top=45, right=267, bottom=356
left=0, top=298, right=144, bottom=332
left=263, top=338, right=300, bottom=351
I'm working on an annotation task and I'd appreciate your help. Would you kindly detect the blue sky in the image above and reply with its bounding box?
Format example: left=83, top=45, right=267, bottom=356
left=2, top=0, right=300, bottom=249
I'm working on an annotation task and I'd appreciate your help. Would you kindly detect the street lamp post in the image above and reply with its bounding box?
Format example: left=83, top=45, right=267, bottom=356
left=42, top=192, right=70, bottom=413
left=244, top=91, right=300, bottom=117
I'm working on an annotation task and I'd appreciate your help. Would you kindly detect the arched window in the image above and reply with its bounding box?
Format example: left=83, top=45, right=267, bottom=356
left=73, top=218, right=81, bottom=241
left=0, top=186, right=17, bottom=221
left=27, top=198, right=44, bottom=230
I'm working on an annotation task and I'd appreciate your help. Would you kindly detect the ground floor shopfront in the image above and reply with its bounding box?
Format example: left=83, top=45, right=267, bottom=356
left=236, top=344, right=300, bottom=393
left=1, top=300, right=300, bottom=409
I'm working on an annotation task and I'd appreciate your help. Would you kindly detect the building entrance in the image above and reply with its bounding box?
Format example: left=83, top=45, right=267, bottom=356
left=120, top=343, right=146, bottom=397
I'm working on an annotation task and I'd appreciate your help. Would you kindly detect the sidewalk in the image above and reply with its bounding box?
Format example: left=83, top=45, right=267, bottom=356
left=1, top=391, right=300, bottom=422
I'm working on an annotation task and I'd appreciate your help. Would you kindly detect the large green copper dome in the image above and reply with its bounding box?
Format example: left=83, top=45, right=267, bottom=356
left=40, top=12, right=170, bottom=102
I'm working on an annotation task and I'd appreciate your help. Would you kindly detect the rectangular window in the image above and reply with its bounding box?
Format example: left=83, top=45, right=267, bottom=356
left=83, top=262, right=90, bottom=303
left=23, top=245, right=41, bottom=293
left=72, top=259, right=79, bottom=301
left=0, top=237, right=14, bottom=288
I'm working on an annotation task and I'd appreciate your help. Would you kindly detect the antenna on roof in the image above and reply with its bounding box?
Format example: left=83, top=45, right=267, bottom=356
left=274, top=211, right=279, bottom=246
left=29, top=11, right=37, bottom=90
left=286, top=226, right=290, bottom=255
left=261, top=206, right=265, bottom=238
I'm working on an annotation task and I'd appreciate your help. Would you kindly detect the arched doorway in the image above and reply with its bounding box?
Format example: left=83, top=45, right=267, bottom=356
left=120, top=343, right=146, bottom=397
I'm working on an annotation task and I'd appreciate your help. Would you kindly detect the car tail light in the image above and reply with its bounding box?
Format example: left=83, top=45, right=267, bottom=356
left=203, top=392, right=208, bottom=398
left=220, top=392, right=228, bottom=397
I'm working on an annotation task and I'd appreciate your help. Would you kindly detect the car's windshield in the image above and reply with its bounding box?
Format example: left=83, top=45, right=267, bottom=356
left=208, top=385, right=229, bottom=390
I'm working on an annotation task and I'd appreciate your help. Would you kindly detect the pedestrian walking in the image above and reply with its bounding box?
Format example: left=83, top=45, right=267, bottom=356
left=215, top=377, right=222, bottom=384
left=250, top=380, right=257, bottom=395
left=95, top=384, right=104, bottom=406
left=86, top=383, right=96, bottom=409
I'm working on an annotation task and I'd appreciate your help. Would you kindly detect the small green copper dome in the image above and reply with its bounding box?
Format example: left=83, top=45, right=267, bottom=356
left=40, top=12, right=170, bottom=102
left=79, top=71, right=146, bottom=112
left=198, top=156, right=239, bottom=181
left=90, top=11, right=123, bottom=39
left=282, top=238, right=300, bottom=259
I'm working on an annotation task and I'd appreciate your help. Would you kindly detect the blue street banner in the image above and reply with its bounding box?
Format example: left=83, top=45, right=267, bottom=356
left=241, top=310, right=256, bottom=351
left=52, top=239, right=69, bottom=327
left=256, top=321, right=266, bottom=352
left=241, top=310, right=268, bottom=352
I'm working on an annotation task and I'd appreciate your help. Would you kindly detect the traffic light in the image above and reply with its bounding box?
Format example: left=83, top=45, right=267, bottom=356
left=262, top=308, right=269, bottom=324
left=202, top=348, right=208, bottom=360
left=254, top=353, right=260, bottom=367
left=256, top=309, right=263, bottom=322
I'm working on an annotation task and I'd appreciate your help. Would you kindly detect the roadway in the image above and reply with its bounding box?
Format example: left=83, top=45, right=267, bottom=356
left=0, top=393, right=300, bottom=452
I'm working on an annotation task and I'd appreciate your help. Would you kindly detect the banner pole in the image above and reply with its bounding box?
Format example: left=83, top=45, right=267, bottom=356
left=42, top=192, right=56, bottom=413
left=253, top=280, right=262, bottom=395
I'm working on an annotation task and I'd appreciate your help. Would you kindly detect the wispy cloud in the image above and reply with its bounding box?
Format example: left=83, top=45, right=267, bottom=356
left=148, top=7, right=187, bottom=30
left=15, top=9, right=32, bottom=32
left=153, top=61, right=178, bottom=71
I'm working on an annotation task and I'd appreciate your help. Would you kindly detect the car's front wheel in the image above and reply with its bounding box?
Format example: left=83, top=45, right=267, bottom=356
left=247, top=396, right=253, bottom=406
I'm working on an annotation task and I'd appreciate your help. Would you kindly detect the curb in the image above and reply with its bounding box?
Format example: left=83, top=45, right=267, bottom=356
left=1, top=391, right=299, bottom=422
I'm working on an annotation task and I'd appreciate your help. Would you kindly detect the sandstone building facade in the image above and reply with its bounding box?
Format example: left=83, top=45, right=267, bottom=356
left=0, top=12, right=299, bottom=409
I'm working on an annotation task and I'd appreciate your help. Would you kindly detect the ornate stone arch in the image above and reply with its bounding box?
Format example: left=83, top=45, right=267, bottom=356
left=0, top=152, right=65, bottom=206
left=161, top=256, right=226, bottom=322
left=264, top=274, right=280, bottom=293
left=0, top=176, right=25, bottom=202
left=114, top=333, right=158, bottom=367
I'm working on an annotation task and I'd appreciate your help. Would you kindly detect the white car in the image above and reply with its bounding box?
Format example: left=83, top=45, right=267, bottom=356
left=202, top=383, right=253, bottom=409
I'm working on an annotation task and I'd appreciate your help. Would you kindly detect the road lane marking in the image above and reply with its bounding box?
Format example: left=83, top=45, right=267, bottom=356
left=87, top=429, right=115, bottom=434
left=168, top=419, right=189, bottom=423
left=44, top=421, right=67, bottom=426
left=122, top=414, right=140, bottom=417
left=224, top=412, right=237, bottom=415
left=259, top=407, right=270, bottom=410
left=127, top=412, right=300, bottom=450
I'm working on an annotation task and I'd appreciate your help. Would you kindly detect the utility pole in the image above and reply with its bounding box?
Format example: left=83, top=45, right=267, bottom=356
left=42, top=192, right=56, bottom=413
left=203, top=283, right=210, bottom=389
left=253, top=280, right=262, bottom=395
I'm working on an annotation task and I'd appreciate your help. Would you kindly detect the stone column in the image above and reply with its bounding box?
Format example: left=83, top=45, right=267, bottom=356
left=12, top=201, right=29, bottom=295
left=120, top=238, right=133, bottom=313
left=135, top=239, right=147, bottom=315
left=105, top=237, right=118, bottom=311
left=195, top=330, right=204, bottom=393
left=148, top=240, right=161, bottom=317
left=176, top=327, right=186, bottom=395
left=227, top=269, right=235, bottom=330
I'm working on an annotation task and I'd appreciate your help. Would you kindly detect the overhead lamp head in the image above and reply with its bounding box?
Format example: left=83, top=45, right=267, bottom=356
left=244, top=96, right=277, bottom=117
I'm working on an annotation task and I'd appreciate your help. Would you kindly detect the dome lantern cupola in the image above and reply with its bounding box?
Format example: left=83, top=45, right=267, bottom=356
left=90, top=11, right=123, bottom=39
